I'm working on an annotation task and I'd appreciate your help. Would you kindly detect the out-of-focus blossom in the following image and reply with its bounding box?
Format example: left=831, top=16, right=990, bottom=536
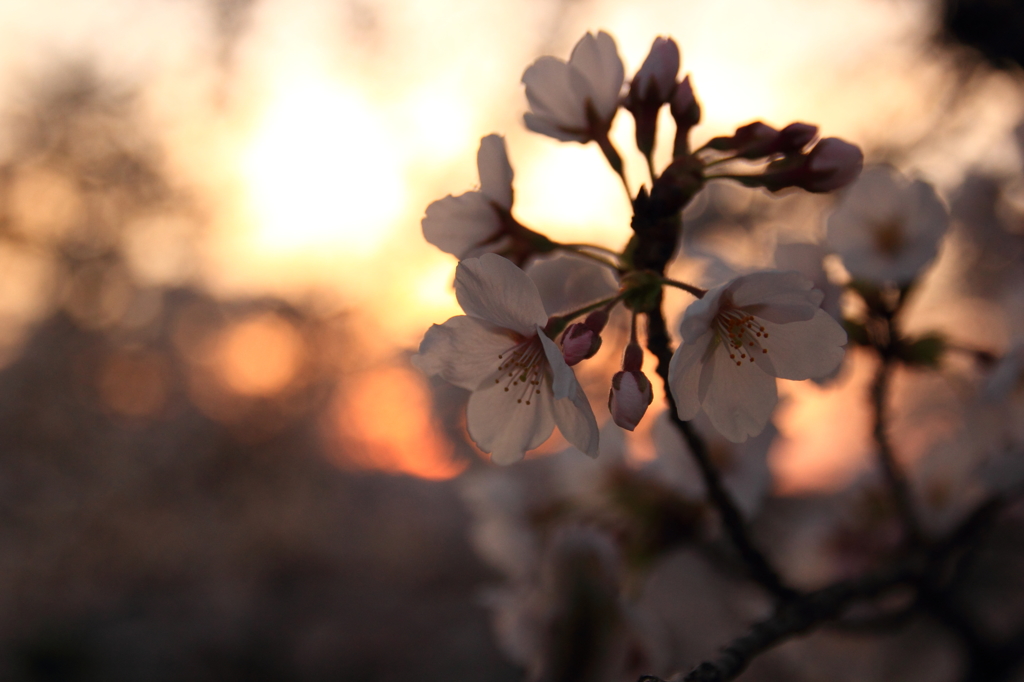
left=826, top=165, right=949, bottom=283
left=522, top=31, right=625, bottom=143
left=625, top=37, right=680, bottom=157
left=487, top=524, right=661, bottom=682
left=668, top=271, right=847, bottom=442
left=526, top=253, right=619, bottom=317
left=608, top=342, right=653, bottom=431
left=413, top=254, right=598, bottom=464
left=647, top=411, right=775, bottom=518
left=422, top=135, right=552, bottom=265
left=799, top=138, right=864, bottom=191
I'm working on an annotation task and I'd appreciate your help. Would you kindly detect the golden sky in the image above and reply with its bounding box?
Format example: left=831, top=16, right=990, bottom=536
left=0, top=0, right=1021, bottom=484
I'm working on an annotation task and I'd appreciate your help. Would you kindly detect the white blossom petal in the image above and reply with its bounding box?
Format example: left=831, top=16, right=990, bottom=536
left=522, top=57, right=586, bottom=129
left=413, top=316, right=516, bottom=390
left=758, top=309, right=847, bottom=380
left=702, top=345, right=778, bottom=443
left=422, top=192, right=501, bottom=259
left=568, top=31, right=623, bottom=121
left=477, top=134, right=514, bottom=210
left=523, top=113, right=588, bottom=142
left=456, top=254, right=549, bottom=334
left=729, top=271, right=820, bottom=323
left=668, top=329, right=715, bottom=419
left=467, top=380, right=556, bottom=464
left=538, top=330, right=574, bottom=400
left=551, top=381, right=600, bottom=458
left=826, top=165, right=948, bottom=283
left=678, top=287, right=726, bottom=342
left=526, top=253, right=619, bottom=317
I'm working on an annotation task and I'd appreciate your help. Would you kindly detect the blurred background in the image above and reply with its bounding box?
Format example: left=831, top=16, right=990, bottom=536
left=1, top=0, right=1023, bottom=680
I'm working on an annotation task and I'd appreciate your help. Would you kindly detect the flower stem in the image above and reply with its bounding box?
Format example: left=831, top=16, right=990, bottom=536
left=559, top=244, right=623, bottom=271
left=661, top=277, right=707, bottom=298
left=645, top=296, right=797, bottom=601
left=595, top=131, right=632, bottom=199
left=544, top=295, right=621, bottom=338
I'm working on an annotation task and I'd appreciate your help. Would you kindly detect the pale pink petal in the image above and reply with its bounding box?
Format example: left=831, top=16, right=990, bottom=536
left=668, top=330, right=715, bottom=420
left=678, top=286, right=726, bottom=342
left=477, top=134, right=514, bottom=210
left=467, top=380, right=556, bottom=464
left=455, top=254, right=549, bottom=335
left=526, top=253, right=619, bottom=317
left=422, top=192, right=501, bottom=259
left=523, top=113, right=588, bottom=142
left=522, top=57, right=585, bottom=127
left=552, top=380, right=600, bottom=457
left=569, top=31, right=623, bottom=121
left=413, top=316, right=515, bottom=390
left=701, top=344, right=778, bottom=443
left=758, top=309, right=847, bottom=380
left=728, top=270, right=818, bottom=316
left=538, top=328, right=574, bottom=400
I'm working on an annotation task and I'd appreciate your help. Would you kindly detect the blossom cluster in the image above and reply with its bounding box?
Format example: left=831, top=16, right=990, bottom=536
left=409, top=27, right=1024, bottom=682
left=414, top=31, right=866, bottom=462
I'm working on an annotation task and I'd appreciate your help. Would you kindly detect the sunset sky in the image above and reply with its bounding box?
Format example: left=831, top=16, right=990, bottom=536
left=1, top=0, right=1020, bottom=485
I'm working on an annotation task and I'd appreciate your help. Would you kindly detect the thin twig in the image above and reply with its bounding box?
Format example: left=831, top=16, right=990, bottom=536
left=637, top=560, right=923, bottom=682
left=645, top=299, right=797, bottom=602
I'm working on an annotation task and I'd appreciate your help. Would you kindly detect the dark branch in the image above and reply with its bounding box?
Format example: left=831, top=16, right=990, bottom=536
left=645, top=299, right=797, bottom=602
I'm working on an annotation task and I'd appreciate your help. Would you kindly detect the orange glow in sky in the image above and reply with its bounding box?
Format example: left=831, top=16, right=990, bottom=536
left=331, top=366, right=466, bottom=481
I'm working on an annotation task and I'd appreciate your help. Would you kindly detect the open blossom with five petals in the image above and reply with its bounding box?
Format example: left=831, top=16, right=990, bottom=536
left=422, top=135, right=551, bottom=266
left=412, top=254, right=599, bottom=464
left=522, top=31, right=625, bottom=143
left=668, top=271, right=847, bottom=443
left=826, top=164, right=949, bottom=283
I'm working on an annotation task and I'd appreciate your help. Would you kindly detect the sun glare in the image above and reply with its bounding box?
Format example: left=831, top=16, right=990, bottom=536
left=243, top=79, right=405, bottom=256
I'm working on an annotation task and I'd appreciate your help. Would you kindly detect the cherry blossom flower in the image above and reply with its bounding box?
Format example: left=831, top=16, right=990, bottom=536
left=412, top=253, right=599, bottom=464
left=826, top=165, right=949, bottom=283
left=422, top=135, right=551, bottom=265
left=668, top=271, right=847, bottom=442
left=522, top=31, right=625, bottom=143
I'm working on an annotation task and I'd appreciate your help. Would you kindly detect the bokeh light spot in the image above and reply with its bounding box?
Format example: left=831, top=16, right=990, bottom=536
left=214, top=313, right=304, bottom=397
left=333, top=366, right=465, bottom=480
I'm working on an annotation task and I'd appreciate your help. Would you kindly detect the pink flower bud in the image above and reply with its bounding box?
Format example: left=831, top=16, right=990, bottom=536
left=707, top=122, right=780, bottom=159
left=777, top=122, right=818, bottom=153
left=799, top=137, right=863, bottom=192
left=626, top=38, right=680, bottom=159
left=561, top=323, right=602, bottom=366
left=669, top=76, right=701, bottom=158
left=608, top=370, right=654, bottom=431
left=670, top=76, right=699, bottom=125
left=629, top=37, right=680, bottom=104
